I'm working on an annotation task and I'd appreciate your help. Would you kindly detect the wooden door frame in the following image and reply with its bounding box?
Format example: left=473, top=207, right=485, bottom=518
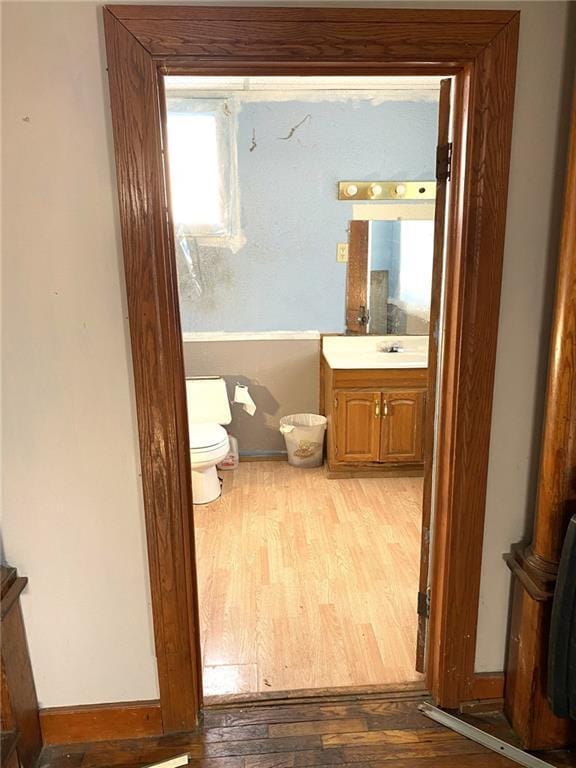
left=103, top=5, right=520, bottom=732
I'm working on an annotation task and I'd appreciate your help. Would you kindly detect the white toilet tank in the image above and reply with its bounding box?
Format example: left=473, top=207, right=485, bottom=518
left=185, top=377, right=232, bottom=425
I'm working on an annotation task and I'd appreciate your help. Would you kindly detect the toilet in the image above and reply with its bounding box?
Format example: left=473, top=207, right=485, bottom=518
left=185, top=377, right=231, bottom=505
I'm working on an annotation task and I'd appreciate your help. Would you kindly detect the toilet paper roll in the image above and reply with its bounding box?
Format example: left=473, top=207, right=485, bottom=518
left=233, top=384, right=256, bottom=416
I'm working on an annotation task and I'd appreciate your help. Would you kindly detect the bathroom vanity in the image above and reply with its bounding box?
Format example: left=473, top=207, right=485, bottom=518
left=321, top=336, right=428, bottom=477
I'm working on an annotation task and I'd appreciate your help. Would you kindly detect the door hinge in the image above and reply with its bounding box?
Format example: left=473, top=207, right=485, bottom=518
left=436, top=142, right=453, bottom=182
left=417, top=588, right=431, bottom=619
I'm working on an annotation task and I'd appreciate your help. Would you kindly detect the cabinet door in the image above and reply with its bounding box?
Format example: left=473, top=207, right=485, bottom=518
left=380, top=389, right=426, bottom=463
left=334, top=390, right=381, bottom=462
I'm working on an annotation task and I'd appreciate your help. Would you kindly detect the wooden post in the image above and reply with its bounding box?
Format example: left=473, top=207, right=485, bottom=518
left=504, top=86, right=576, bottom=749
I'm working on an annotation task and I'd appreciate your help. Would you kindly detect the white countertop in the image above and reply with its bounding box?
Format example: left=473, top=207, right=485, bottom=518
left=183, top=330, right=320, bottom=342
left=323, top=335, right=429, bottom=370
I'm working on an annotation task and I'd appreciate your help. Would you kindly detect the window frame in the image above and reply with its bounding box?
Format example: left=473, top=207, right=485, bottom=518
left=165, top=93, right=240, bottom=247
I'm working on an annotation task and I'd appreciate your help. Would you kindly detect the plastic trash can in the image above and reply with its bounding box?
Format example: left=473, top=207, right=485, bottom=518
left=279, top=413, right=327, bottom=468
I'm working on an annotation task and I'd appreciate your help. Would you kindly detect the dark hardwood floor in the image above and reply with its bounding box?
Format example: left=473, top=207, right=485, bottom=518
left=38, top=692, right=575, bottom=767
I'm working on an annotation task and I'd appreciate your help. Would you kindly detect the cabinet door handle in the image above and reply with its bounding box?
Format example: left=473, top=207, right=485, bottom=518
left=383, top=399, right=388, bottom=417
left=375, top=399, right=380, bottom=418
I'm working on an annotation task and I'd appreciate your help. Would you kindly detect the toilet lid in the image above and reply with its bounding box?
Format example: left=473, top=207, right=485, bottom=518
left=189, top=423, right=228, bottom=451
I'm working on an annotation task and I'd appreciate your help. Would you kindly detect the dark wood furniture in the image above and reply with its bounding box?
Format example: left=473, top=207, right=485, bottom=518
left=503, top=86, right=576, bottom=750
left=322, top=360, right=427, bottom=476
left=1, top=566, right=42, bottom=768
left=104, top=5, right=519, bottom=727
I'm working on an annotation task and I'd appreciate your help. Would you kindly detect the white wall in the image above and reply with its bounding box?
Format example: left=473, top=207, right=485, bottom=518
left=1, top=0, right=574, bottom=706
left=1, top=2, right=159, bottom=706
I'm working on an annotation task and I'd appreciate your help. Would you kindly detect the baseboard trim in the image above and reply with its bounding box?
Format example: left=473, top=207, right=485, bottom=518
left=239, top=454, right=287, bottom=462
left=460, top=698, right=504, bottom=714
left=40, top=699, right=162, bottom=745
left=464, top=672, right=505, bottom=702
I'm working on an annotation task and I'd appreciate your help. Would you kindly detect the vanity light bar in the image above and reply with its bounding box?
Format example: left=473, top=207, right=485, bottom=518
left=338, top=180, right=436, bottom=201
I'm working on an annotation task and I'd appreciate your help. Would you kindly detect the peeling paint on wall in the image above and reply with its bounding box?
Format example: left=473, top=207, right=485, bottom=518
left=172, top=96, right=439, bottom=333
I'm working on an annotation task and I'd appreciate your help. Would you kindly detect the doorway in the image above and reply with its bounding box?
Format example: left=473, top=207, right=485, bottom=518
left=161, top=74, right=448, bottom=699
left=104, top=5, right=519, bottom=731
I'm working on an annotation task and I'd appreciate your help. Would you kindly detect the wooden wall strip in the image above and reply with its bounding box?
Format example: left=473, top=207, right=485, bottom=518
left=40, top=700, right=163, bottom=745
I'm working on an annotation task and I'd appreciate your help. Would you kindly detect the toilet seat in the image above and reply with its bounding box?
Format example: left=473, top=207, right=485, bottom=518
left=189, top=423, right=228, bottom=451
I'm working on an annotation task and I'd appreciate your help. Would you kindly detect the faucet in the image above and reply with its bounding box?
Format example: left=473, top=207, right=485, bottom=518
left=379, top=341, right=403, bottom=353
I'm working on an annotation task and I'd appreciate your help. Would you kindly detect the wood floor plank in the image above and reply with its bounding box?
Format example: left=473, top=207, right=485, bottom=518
left=367, top=756, right=514, bottom=768
left=204, top=666, right=259, bottom=697
left=195, top=462, right=424, bottom=696
left=321, top=728, right=459, bottom=747
left=268, top=719, right=367, bottom=738
left=291, top=740, right=489, bottom=765
left=203, top=699, right=427, bottom=728
left=244, top=756, right=295, bottom=768
left=203, top=725, right=269, bottom=743
left=201, top=735, right=322, bottom=758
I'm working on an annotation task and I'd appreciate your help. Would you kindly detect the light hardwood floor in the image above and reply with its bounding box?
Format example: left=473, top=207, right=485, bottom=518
left=194, top=461, right=424, bottom=697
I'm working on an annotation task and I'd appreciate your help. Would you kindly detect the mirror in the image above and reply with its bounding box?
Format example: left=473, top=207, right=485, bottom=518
left=345, top=214, right=435, bottom=335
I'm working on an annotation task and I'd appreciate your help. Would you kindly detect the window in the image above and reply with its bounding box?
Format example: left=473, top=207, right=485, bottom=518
left=165, top=98, right=235, bottom=239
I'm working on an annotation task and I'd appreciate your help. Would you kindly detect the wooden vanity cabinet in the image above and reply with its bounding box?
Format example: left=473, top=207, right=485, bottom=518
left=321, top=360, right=428, bottom=477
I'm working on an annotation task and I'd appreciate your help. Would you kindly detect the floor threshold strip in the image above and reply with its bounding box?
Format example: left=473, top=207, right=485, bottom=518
left=419, top=702, right=554, bottom=768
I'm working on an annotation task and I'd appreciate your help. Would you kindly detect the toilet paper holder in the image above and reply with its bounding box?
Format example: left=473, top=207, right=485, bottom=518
left=233, top=383, right=256, bottom=416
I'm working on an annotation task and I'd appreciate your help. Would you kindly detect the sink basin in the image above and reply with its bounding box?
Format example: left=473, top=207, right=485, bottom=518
left=322, top=335, right=429, bottom=370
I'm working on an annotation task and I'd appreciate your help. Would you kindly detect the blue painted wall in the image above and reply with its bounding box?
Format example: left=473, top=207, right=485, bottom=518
left=176, top=98, right=438, bottom=332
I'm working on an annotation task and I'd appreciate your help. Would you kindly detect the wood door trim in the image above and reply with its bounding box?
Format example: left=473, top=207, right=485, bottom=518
left=417, top=77, right=452, bottom=673
left=427, top=21, right=519, bottom=707
left=103, top=10, right=202, bottom=732
left=103, top=5, right=520, bottom=727
left=107, top=6, right=517, bottom=24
